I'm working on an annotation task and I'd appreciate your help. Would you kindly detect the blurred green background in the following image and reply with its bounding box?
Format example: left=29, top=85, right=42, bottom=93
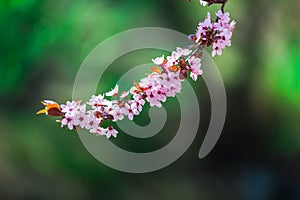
left=1, top=0, right=300, bottom=199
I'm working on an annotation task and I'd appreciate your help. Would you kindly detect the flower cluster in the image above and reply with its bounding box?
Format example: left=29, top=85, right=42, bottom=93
left=189, top=10, right=235, bottom=57
left=37, top=8, right=235, bottom=139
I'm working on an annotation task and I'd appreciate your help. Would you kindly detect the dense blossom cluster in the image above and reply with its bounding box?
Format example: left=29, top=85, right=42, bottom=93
left=37, top=7, right=235, bottom=139
left=189, top=10, right=235, bottom=57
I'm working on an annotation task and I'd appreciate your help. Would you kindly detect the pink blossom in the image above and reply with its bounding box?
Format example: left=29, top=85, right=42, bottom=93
left=111, top=105, right=125, bottom=122
left=188, top=56, right=203, bottom=81
left=88, top=94, right=111, bottom=108
left=61, top=117, right=76, bottom=130
left=122, top=102, right=139, bottom=120
left=203, top=12, right=212, bottom=27
left=39, top=8, right=236, bottom=139
left=120, top=91, right=129, bottom=99
left=152, top=55, right=164, bottom=65
left=230, top=20, right=236, bottom=31
left=106, top=85, right=119, bottom=97
left=84, top=113, right=102, bottom=133
left=166, top=50, right=181, bottom=65
left=91, top=127, right=107, bottom=136
left=194, top=9, right=235, bottom=57
left=216, top=10, right=230, bottom=24
left=212, top=40, right=225, bottom=57
left=196, top=13, right=213, bottom=44
left=105, top=126, right=118, bottom=138
left=160, top=71, right=182, bottom=97
left=129, top=98, right=145, bottom=112
left=61, top=101, right=80, bottom=117
left=176, top=47, right=192, bottom=57
left=156, top=88, right=167, bottom=102
left=188, top=56, right=201, bottom=70
left=146, top=90, right=163, bottom=107
left=74, top=112, right=87, bottom=128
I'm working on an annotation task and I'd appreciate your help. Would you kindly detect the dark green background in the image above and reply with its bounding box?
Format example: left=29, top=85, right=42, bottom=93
left=1, top=0, right=300, bottom=199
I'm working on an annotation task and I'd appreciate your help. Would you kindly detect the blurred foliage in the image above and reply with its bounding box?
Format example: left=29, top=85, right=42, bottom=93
left=0, top=0, right=300, bottom=199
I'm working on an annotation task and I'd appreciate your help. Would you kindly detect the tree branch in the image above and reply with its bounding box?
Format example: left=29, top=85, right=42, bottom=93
left=187, top=0, right=228, bottom=12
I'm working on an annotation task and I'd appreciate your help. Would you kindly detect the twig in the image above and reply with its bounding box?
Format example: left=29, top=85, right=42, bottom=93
left=187, top=0, right=228, bottom=12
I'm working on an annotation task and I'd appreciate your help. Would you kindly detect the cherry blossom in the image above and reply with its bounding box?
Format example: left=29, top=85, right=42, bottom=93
left=73, top=110, right=87, bottom=128
left=120, top=91, right=129, bottom=99
left=61, top=101, right=80, bottom=117
left=188, top=56, right=203, bottom=81
left=111, top=105, right=125, bottom=122
left=37, top=5, right=235, bottom=139
left=84, top=112, right=102, bottom=133
left=61, top=117, right=76, bottom=130
left=105, top=126, right=118, bottom=138
left=195, top=10, right=235, bottom=57
left=176, top=47, right=192, bottom=57
left=106, top=85, right=119, bottom=97
left=88, top=94, right=111, bottom=108
left=92, top=128, right=105, bottom=136
left=122, top=102, right=140, bottom=120
left=152, top=55, right=165, bottom=65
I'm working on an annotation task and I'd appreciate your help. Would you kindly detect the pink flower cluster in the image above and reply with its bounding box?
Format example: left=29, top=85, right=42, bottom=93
left=190, top=10, right=236, bottom=57
left=56, top=46, right=203, bottom=138
left=60, top=99, right=118, bottom=138
left=38, top=9, right=235, bottom=139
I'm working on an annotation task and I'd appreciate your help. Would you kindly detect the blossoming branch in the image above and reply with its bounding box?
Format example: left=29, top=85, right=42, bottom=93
left=37, top=1, right=235, bottom=139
